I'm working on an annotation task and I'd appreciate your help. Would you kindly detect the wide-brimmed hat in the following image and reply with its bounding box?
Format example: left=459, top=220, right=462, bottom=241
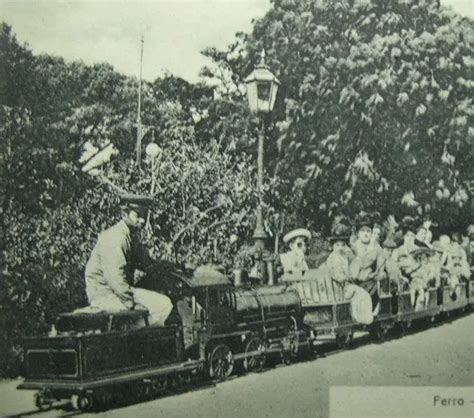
left=400, top=216, right=419, bottom=234
left=283, top=228, right=311, bottom=244
left=119, top=192, right=154, bottom=210
left=353, top=211, right=373, bottom=229
left=328, top=217, right=352, bottom=243
left=430, top=241, right=445, bottom=253
left=414, top=238, right=432, bottom=248
left=410, top=247, right=435, bottom=258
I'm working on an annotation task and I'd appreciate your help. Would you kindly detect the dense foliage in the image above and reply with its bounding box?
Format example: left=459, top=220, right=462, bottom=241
left=202, top=0, right=473, bottom=231
left=0, top=24, right=258, bottom=376
left=1, top=0, right=473, bottom=375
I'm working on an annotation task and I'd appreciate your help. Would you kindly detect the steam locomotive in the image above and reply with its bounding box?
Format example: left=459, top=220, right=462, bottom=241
left=18, top=263, right=474, bottom=412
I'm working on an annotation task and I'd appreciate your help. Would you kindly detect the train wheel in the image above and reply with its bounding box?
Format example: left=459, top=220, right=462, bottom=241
left=399, top=321, right=410, bottom=335
left=336, top=333, right=352, bottom=349
left=376, top=327, right=387, bottom=341
left=71, top=393, right=93, bottom=412
left=132, top=382, right=150, bottom=400
left=96, top=390, right=112, bottom=408
left=151, top=376, right=168, bottom=397
left=281, top=352, right=292, bottom=365
left=208, top=344, right=234, bottom=381
left=35, top=392, right=52, bottom=411
left=170, top=373, right=191, bottom=390
left=243, top=337, right=266, bottom=372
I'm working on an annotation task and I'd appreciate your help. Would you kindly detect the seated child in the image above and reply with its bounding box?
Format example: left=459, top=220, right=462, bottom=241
left=408, top=247, right=437, bottom=310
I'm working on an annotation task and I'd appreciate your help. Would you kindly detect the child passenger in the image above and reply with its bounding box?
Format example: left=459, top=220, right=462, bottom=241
left=381, top=235, right=408, bottom=292
left=408, top=247, right=437, bottom=311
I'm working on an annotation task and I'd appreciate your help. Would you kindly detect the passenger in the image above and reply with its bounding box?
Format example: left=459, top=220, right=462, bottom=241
left=427, top=245, right=442, bottom=289
left=78, top=193, right=174, bottom=327
left=382, top=235, right=408, bottom=292
left=324, top=218, right=353, bottom=287
left=467, top=225, right=474, bottom=270
left=279, top=228, right=311, bottom=277
left=444, top=244, right=470, bottom=299
left=408, top=247, right=437, bottom=310
left=349, top=211, right=385, bottom=315
left=391, top=216, right=420, bottom=280
left=433, top=235, right=452, bottom=285
left=325, top=218, right=373, bottom=324
left=416, top=217, right=434, bottom=246
left=449, top=232, right=470, bottom=278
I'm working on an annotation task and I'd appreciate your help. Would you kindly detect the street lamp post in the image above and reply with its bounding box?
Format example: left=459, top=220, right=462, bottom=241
left=244, top=50, right=280, bottom=252
left=144, top=142, right=162, bottom=236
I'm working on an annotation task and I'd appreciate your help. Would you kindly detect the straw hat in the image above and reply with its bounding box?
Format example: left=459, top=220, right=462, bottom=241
left=283, top=228, right=311, bottom=244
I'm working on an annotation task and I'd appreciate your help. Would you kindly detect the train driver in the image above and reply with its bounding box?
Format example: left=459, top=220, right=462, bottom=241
left=82, top=193, right=173, bottom=327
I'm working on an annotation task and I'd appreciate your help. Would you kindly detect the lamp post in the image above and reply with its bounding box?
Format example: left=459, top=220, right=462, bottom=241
left=244, top=50, right=280, bottom=251
left=145, top=142, right=162, bottom=236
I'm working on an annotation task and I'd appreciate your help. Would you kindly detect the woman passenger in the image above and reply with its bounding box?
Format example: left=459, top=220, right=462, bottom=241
left=324, top=217, right=373, bottom=324
left=391, top=216, right=419, bottom=278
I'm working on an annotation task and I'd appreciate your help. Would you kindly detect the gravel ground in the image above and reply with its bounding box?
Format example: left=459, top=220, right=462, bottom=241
left=1, top=313, right=472, bottom=418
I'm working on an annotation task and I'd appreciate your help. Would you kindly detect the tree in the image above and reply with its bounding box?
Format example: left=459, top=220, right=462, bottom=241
left=0, top=23, right=258, bottom=376
left=201, top=0, right=474, bottom=232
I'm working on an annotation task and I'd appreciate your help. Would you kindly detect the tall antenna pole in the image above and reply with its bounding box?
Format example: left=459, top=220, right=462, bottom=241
left=136, top=36, right=144, bottom=168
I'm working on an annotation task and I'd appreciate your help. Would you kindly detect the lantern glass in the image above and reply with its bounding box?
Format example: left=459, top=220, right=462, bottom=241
left=269, top=82, right=279, bottom=111
left=246, top=81, right=258, bottom=112
left=257, top=81, right=271, bottom=101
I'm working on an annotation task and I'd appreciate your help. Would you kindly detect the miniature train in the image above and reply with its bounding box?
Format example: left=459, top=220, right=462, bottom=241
left=18, top=264, right=474, bottom=412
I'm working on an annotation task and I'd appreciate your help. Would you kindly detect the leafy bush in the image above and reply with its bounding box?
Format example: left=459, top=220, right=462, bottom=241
left=0, top=24, right=258, bottom=376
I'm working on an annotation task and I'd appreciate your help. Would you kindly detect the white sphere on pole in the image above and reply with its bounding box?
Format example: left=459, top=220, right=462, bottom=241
left=146, top=142, right=161, bottom=159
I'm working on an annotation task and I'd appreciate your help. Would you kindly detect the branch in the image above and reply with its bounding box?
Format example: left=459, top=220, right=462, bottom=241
left=172, top=202, right=225, bottom=244
left=201, top=218, right=231, bottom=235
left=80, top=141, right=113, bottom=167
left=93, top=173, right=128, bottom=194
